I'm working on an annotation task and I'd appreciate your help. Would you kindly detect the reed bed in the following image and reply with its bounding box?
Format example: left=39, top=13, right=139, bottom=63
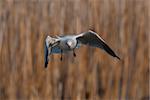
left=0, top=0, right=149, bottom=99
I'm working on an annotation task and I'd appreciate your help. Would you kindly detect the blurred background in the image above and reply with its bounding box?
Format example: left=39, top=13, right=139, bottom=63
left=0, top=0, right=149, bottom=100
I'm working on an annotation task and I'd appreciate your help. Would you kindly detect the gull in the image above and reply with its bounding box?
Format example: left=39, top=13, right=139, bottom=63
left=44, top=30, right=120, bottom=68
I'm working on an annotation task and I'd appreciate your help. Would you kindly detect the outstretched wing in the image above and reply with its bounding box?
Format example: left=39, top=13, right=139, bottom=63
left=76, top=30, right=120, bottom=59
left=44, top=35, right=61, bottom=68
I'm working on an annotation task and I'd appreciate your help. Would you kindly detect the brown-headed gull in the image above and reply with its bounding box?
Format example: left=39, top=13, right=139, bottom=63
left=44, top=30, right=120, bottom=68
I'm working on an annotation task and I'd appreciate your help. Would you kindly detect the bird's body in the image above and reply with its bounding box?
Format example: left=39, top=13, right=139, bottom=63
left=44, top=30, right=120, bottom=68
left=57, top=36, right=77, bottom=50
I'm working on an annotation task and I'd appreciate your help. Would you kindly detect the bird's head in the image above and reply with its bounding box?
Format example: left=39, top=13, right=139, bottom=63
left=66, top=39, right=75, bottom=49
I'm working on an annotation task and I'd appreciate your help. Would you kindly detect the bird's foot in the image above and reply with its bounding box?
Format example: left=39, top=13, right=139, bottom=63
left=73, top=52, right=76, bottom=57
left=60, top=50, right=63, bottom=61
left=60, top=56, right=62, bottom=61
left=73, top=49, right=76, bottom=57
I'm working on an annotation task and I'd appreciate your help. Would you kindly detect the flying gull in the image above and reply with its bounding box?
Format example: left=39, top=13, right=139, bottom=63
left=44, top=30, right=120, bottom=68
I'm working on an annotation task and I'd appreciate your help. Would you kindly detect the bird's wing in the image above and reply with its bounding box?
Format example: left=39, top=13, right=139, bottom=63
left=44, top=36, right=61, bottom=68
left=76, top=30, right=120, bottom=59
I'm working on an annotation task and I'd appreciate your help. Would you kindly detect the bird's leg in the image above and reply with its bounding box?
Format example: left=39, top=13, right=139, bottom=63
left=60, top=50, right=63, bottom=61
left=73, top=49, right=76, bottom=57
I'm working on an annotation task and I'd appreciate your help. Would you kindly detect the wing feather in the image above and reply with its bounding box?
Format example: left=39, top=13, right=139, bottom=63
left=44, top=42, right=48, bottom=68
left=76, top=30, right=120, bottom=59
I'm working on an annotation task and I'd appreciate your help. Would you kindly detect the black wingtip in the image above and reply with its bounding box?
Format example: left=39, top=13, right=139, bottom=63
left=44, top=41, right=49, bottom=68
left=115, top=55, right=121, bottom=60
left=44, top=61, right=48, bottom=68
